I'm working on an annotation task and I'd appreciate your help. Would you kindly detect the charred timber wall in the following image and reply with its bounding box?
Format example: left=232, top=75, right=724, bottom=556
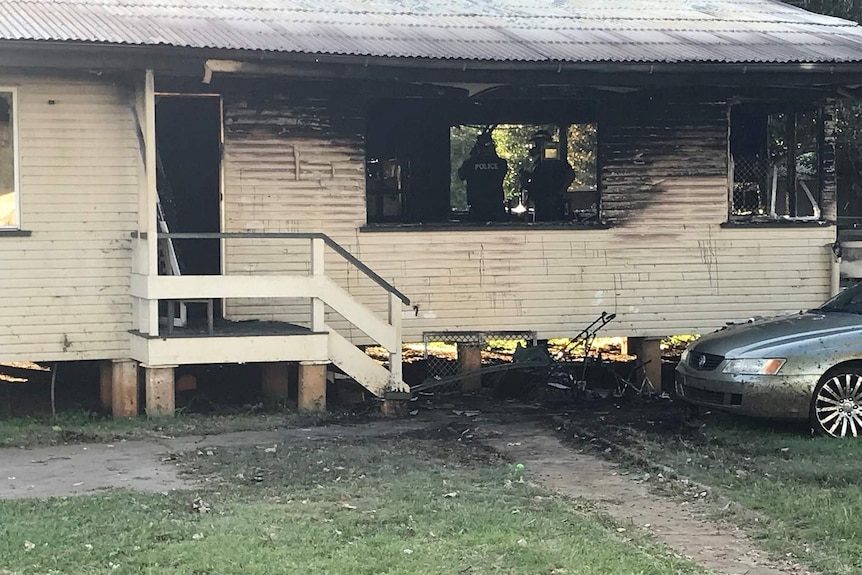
left=220, top=82, right=365, bottom=325
left=221, top=85, right=834, bottom=341
left=600, top=99, right=729, bottom=226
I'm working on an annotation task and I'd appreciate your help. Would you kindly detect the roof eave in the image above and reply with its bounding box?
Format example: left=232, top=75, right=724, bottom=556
left=4, top=39, right=862, bottom=86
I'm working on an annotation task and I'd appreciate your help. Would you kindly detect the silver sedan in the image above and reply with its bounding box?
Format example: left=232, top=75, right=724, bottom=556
left=676, top=283, right=862, bottom=437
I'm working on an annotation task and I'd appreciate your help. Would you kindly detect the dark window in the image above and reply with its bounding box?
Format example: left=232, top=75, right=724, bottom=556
left=366, top=100, right=599, bottom=226
left=365, top=100, right=449, bottom=224
left=449, top=124, right=598, bottom=223
left=730, top=104, right=823, bottom=220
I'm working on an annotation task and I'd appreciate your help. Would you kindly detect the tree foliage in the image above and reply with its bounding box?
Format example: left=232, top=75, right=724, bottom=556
left=449, top=125, right=482, bottom=210
left=567, top=124, right=598, bottom=190
left=450, top=123, right=597, bottom=211
left=450, top=124, right=556, bottom=210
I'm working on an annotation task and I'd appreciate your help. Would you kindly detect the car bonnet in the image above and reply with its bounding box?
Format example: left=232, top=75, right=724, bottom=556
left=691, top=312, right=862, bottom=357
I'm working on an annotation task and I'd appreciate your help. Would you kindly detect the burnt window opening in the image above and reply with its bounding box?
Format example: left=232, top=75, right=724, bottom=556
left=366, top=100, right=600, bottom=226
left=449, top=123, right=598, bottom=223
left=730, top=104, right=823, bottom=221
left=365, top=101, right=448, bottom=224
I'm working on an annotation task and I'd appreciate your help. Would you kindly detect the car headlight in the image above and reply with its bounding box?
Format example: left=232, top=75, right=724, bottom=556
left=680, top=348, right=690, bottom=364
left=722, top=358, right=786, bottom=375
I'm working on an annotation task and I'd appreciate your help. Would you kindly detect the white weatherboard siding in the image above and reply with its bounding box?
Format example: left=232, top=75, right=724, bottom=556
left=0, top=74, right=834, bottom=364
left=0, top=73, right=138, bottom=362
left=351, top=227, right=834, bottom=339
left=222, top=96, right=835, bottom=342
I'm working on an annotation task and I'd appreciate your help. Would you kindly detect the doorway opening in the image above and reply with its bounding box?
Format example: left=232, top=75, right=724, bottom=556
left=155, top=95, right=223, bottom=322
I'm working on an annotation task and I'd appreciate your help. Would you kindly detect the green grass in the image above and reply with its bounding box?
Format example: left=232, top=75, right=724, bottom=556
left=0, top=435, right=705, bottom=575
left=597, top=413, right=862, bottom=574
left=0, top=410, right=332, bottom=448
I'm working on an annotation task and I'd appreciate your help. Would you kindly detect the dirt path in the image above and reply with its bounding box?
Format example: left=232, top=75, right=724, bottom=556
left=0, top=413, right=810, bottom=575
left=0, top=418, right=433, bottom=499
left=477, top=421, right=808, bottom=575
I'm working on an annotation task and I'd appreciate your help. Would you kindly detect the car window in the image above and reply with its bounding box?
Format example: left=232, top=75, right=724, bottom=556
left=819, top=282, right=862, bottom=314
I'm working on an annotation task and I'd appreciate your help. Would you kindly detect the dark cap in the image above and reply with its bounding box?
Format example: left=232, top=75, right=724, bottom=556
left=530, top=129, right=554, bottom=142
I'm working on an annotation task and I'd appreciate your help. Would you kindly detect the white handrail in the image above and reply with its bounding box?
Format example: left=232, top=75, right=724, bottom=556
left=131, top=233, right=407, bottom=390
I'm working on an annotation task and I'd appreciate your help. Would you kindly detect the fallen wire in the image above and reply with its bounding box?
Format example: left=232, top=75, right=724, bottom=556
left=29, top=456, right=72, bottom=464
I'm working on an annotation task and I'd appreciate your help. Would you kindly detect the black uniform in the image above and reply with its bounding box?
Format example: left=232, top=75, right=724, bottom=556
left=523, top=157, right=575, bottom=222
left=458, top=151, right=508, bottom=222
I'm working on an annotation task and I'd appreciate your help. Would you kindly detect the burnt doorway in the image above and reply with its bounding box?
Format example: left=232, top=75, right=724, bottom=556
left=155, top=95, right=222, bottom=273
left=155, top=95, right=223, bottom=320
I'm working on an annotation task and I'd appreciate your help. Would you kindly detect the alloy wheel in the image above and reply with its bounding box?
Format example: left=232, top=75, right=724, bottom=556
left=814, top=373, right=862, bottom=438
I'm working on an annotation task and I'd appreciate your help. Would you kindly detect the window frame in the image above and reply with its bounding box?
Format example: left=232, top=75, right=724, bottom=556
left=365, top=116, right=602, bottom=228
left=727, top=102, right=824, bottom=223
left=0, top=87, right=21, bottom=230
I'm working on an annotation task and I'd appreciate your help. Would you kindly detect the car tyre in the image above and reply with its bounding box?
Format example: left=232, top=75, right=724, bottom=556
left=811, top=367, right=862, bottom=438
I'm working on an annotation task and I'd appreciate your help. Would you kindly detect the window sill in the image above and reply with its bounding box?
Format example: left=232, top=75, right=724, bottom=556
left=721, top=220, right=834, bottom=229
left=0, top=229, right=32, bottom=237
left=361, top=221, right=610, bottom=232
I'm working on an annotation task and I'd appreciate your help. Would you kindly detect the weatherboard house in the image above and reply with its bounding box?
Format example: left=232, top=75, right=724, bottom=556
left=0, top=0, right=860, bottom=416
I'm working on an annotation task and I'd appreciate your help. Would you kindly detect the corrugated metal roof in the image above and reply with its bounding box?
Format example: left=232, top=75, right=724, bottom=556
left=2, top=0, right=862, bottom=63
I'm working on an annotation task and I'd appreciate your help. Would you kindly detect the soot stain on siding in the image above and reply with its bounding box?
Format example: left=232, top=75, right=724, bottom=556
left=216, top=82, right=835, bottom=230
left=600, top=98, right=727, bottom=226
left=222, top=80, right=366, bottom=145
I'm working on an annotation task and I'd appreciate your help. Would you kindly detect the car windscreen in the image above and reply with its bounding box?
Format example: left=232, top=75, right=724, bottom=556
left=818, top=282, right=862, bottom=314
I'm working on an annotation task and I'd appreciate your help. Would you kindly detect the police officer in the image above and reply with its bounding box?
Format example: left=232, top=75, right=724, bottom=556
left=458, top=132, right=508, bottom=222
left=520, top=130, right=575, bottom=222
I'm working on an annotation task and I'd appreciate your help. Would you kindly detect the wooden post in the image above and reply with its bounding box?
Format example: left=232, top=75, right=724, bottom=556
left=457, top=343, right=483, bottom=392
left=298, top=362, right=327, bottom=412
left=130, top=72, right=159, bottom=337
left=787, top=112, right=797, bottom=217
left=137, top=69, right=159, bottom=337
left=310, top=237, right=325, bottom=332
left=262, top=362, right=290, bottom=401
left=111, top=360, right=139, bottom=418
left=831, top=240, right=842, bottom=297
left=388, top=293, right=403, bottom=384
left=144, top=365, right=176, bottom=417
left=629, top=337, right=663, bottom=394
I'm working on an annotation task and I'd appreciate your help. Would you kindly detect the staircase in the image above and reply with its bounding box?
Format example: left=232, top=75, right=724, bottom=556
left=328, top=329, right=405, bottom=394
left=129, top=232, right=409, bottom=396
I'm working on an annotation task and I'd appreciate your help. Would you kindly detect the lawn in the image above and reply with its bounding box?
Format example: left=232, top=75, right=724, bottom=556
left=566, top=404, right=862, bottom=575
left=0, top=410, right=334, bottom=448
left=0, top=433, right=705, bottom=575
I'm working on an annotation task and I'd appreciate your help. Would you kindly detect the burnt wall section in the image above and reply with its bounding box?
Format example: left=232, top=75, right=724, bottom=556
left=220, top=80, right=367, bottom=234
left=222, top=79, right=365, bottom=144
left=600, top=98, right=729, bottom=226
left=218, top=79, right=370, bottom=324
left=218, top=80, right=737, bottom=234
left=215, top=80, right=833, bottom=340
left=821, top=99, right=838, bottom=222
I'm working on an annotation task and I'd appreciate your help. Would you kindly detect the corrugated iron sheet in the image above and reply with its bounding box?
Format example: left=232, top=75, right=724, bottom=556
left=2, top=0, right=862, bottom=63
